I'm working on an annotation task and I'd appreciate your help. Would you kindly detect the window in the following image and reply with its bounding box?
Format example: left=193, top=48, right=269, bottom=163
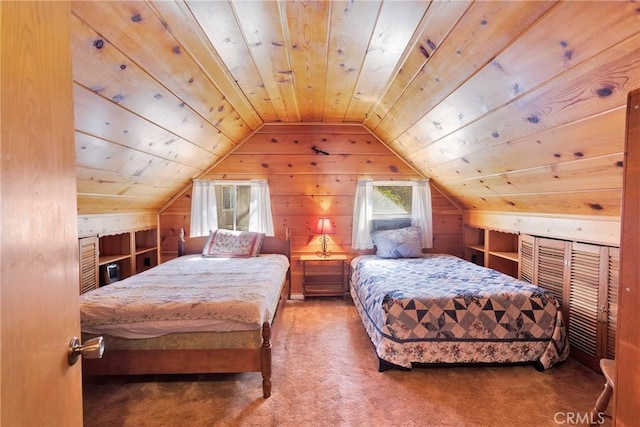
left=222, top=186, right=234, bottom=211
left=189, top=180, right=274, bottom=237
left=372, top=184, right=412, bottom=219
left=352, top=179, right=433, bottom=250
left=217, top=184, right=250, bottom=231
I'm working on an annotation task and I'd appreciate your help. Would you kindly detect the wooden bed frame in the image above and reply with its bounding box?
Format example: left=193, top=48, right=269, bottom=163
left=82, top=228, right=291, bottom=398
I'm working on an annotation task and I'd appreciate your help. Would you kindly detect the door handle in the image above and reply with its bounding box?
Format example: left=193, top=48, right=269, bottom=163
left=67, top=336, right=104, bottom=366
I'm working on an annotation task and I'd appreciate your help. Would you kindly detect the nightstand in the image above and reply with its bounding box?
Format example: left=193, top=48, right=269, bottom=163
left=300, top=254, right=347, bottom=299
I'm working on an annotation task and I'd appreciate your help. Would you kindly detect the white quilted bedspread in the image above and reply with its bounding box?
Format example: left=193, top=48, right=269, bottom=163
left=80, top=254, right=289, bottom=338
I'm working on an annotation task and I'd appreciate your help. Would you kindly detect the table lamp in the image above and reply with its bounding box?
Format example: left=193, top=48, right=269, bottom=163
left=313, top=217, right=335, bottom=258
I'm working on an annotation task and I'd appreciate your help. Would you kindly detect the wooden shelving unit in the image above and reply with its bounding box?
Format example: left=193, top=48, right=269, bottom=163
left=80, top=227, right=159, bottom=292
left=98, top=232, right=133, bottom=285
left=463, top=225, right=485, bottom=266
left=463, top=225, right=519, bottom=277
left=487, top=230, right=519, bottom=277
left=134, top=228, right=158, bottom=274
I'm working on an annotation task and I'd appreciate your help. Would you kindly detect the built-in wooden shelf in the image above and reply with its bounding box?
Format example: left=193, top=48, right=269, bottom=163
left=463, top=225, right=519, bottom=278
left=80, top=227, right=159, bottom=292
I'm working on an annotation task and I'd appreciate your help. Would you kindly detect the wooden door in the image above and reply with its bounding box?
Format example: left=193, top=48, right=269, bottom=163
left=0, top=2, right=83, bottom=425
left=518, top=234, right=536, bottom=283
left=568, top=242, right=608, bottom=371
left=533, top=237, right=571, bottom=321
left=615, top=88, right=640, bottom=425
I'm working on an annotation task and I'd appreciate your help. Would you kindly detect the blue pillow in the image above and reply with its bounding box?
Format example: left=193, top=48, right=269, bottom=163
left=371, top=226, right=423, bottom=258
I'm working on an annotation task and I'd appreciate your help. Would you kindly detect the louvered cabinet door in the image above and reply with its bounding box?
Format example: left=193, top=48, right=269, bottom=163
left=79, top=235, right=99, bottom=294
left=568, top=242, right=608, bottom=370
left=535, top=238, right=570, bottom=318
left=605, top=247, right=619, bottom=360
left=518, top=234, right=535, bottom=283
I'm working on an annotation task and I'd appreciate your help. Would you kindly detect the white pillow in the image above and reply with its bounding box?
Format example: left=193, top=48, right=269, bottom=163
left=202, top=229, right=265, bottom=257
left=371, top=226, right=423, bottom=258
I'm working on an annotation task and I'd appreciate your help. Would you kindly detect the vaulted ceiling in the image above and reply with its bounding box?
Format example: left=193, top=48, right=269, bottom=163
left=71, top=1, right=640, bottom=215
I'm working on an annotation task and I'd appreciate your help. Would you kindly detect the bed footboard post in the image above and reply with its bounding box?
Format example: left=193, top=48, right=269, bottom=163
left=261, top=321, right=272, bottom=398
left=178, top=228, right=185, bottom=257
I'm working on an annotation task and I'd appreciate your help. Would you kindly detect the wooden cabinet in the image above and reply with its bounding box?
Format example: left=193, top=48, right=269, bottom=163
left=519, top=235, right=570, bottom=309
left=79, top=236, right=99, bottom=294
left=79, top=228, right=159, bottom=293
left=519, top=234, right=618, bottom=371
left=464, top=226, right=519, bottom=277
left=301, top=255, right=347, bottom=298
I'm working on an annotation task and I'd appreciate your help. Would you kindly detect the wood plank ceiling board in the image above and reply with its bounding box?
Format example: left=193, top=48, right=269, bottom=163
left=425, top=108, right=626, bottom=182
left=71, top=0, right=249, bottom=142
left=75, top=133, right=198, bottom=186
left=408, top=33, right=640, bottom=170
left=147, top=1, right=263, bottom=131
left=283, top=0, right=330, bottom=122
left=231, top=0, right=300, bottom=122
left=70, top=13, right=231, bottom=156
left=323, top=0, right=383, bottom=122
left=447, top=154, right=624, bottom=196
left=76, top=167, right=178, bottom=198
left=73, top=84, right=214, bottom=171
left=399, top=1, right=639, bottom=148
left=343, top=0, right=430, bottom=122
left=365, top=0, right=472, bottom=130
left=374, top=0, right=557, bottom=145
left=258, top=123, right=368, bottom=134
left=184, top=0, right=278, bottom=124
left=457, top=190, right=623, bottom=217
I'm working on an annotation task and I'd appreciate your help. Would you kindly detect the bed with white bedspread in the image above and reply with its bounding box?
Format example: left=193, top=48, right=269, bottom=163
left=80, top=229, right=291, bottom=398
left=81, top=254, right=289, bottom=338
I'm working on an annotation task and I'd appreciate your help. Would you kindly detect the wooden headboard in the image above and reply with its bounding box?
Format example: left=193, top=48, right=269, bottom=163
left=177, top=228, right=291, bottom=260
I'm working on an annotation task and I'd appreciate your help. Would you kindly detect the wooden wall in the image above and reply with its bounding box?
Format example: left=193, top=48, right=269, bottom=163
left=159, top=124, right=462, bottom=295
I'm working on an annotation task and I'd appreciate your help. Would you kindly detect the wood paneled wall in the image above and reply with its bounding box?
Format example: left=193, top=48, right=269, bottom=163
left=159, top=124, right=462, bottom=295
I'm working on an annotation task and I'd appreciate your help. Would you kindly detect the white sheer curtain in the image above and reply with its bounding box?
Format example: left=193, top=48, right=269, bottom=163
left=249, top=179, right=274, bottom=236
left=351, top=179, right=374, bottom=249
left=189, top=180, right=218, bottom=237
left=411, top=179, right=433, bottom=249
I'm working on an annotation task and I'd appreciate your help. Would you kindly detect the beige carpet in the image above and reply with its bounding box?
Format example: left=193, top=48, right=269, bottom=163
left=83, top=299, right=610, bottom=427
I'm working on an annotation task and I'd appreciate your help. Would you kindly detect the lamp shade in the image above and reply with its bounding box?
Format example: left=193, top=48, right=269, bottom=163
left=313, top=217, right=335, bottom=235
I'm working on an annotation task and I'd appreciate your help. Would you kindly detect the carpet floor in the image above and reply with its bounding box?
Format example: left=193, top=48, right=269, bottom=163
left=83, top=298, right=610, bottom=427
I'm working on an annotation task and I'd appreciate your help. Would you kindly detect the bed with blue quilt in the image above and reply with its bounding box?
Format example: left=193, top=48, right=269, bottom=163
left=350, top=253, right=570, bottom=371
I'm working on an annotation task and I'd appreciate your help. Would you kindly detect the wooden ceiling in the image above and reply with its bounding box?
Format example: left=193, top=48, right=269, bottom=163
left=71, top=1, right=640, bottom=216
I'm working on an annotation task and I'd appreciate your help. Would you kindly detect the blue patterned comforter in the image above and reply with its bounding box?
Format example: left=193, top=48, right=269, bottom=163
left=350, top=254, right=569, bottom=369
